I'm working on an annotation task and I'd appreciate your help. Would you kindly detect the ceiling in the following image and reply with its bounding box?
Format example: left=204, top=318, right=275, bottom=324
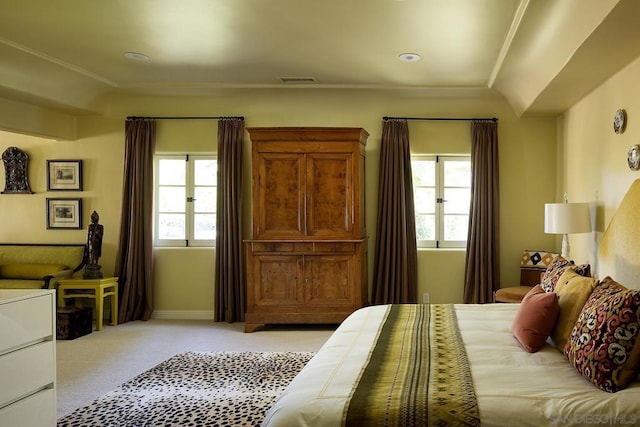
left=1, top=0, right=639, bottom=117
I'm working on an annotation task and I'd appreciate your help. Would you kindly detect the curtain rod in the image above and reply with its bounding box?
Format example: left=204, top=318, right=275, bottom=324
left=383, top=116, right=498, bottom=122
left=126, top=115, right=244, bottom=121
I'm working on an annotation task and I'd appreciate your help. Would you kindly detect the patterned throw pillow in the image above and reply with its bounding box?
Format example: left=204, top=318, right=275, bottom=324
left=521, top=250, right=558, bottom=268
left=540, top=256, right=591, bottom=292
left=564, top=277, right=640, bottom=393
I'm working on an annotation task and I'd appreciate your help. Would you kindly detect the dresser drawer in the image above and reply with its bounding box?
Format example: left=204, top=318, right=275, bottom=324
left=0, top=387, right=55, bottom=427
left=0, top=340, right=55, bottom=408
left=0, top=293, right=54, bottom=355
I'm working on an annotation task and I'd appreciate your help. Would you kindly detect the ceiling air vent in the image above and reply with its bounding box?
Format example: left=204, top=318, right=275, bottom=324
left=279, top=77, right=318, bottom=84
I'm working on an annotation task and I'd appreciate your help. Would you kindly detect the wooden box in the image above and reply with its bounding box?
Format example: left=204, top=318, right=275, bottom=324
left=56, top=307, right=92, bottom=340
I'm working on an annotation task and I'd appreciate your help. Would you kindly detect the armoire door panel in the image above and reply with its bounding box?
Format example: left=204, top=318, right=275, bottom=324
left=256, top=154, right=305, bottom=239
left=304, top=255, right=353, bottom=306
left=306, top=154, right=353, bottom=238
left=253, top=256, right=303, bottom=306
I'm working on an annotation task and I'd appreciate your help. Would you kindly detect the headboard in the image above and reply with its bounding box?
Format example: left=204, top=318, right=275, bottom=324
left=598, top=178, right=640, bottom=290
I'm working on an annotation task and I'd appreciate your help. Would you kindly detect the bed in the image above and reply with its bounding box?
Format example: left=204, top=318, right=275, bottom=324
left=262, top=180, right=640, bottom=427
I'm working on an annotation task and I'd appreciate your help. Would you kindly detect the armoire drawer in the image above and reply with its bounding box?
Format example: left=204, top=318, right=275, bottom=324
left=250, top=242, right=295, bottom=253
left=313, top=242, right=355, bottom=252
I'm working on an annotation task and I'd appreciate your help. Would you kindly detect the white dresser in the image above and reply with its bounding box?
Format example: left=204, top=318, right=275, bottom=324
left=0, top=289, right=56, bottom=427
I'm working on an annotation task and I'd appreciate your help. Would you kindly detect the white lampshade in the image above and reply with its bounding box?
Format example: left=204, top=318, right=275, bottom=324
left=544, top=202, right=591, bottom=260
left=544, top=203, right=591, bottom=234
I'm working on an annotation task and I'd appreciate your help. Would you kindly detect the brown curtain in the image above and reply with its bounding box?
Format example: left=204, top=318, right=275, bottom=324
left=214, top=118, right=246, bottom=322
left=464, top=120, right=500, bottom=304
left=115, top=119, right=156, bottom=322
left=371, top=119, right=418, bottom=304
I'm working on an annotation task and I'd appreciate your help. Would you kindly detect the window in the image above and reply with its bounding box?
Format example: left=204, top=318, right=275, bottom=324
left=154, top=154, right=217, bottom=247
left=412, top=155, right=471, bottom=248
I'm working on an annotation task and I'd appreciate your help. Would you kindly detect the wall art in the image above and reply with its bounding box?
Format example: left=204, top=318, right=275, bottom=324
left=46, top=198, right=82, bottom=229
left=47, top=160, right=83, bottom=191
left=2, top=146, right=33, bottom=194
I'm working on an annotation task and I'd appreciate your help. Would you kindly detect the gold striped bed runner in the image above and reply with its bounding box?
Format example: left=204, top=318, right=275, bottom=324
left=344, top=304, right=480, bottom=426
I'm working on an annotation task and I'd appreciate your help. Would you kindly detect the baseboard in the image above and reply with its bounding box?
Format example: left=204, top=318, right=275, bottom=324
left=151, top=310, right=215, bottom=320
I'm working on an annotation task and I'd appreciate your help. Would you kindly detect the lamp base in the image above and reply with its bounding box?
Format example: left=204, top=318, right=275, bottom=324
left=561, top=233, right=570, bottom=260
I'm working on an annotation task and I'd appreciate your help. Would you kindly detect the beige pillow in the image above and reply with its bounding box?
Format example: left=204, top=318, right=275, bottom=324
left=550, top=269, right=598, bottom=352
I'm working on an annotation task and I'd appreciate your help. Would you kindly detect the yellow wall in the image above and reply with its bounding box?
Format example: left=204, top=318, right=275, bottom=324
left=0, top=88, right=559, bottom=317
left=0, top=129, right=122, bottom=276
left=560, top=54, right=640, bottom=275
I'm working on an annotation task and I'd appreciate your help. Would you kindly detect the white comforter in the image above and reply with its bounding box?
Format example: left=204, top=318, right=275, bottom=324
left=262, top=304, right=640, bottom=427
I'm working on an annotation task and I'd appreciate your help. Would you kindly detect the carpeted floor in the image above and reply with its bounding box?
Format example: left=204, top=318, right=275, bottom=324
left=57, top=351, right=315, bottom=427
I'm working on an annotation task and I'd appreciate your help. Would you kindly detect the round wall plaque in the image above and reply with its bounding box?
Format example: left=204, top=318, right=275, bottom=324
left=614, top=109, right=627, bottom=134
left=628, top=144, right=640, bottom=170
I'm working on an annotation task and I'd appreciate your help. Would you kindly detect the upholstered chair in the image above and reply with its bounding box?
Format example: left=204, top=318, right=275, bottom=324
left=494, top=250, right=559, bottom=303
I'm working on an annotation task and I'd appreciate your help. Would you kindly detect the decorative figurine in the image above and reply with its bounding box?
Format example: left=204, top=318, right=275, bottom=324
left=2, top=147, right=33, bottom=194
left=84, top=211, right=104, bottom=279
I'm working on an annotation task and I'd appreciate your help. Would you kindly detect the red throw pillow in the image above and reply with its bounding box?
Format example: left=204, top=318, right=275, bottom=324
left=512, top=285, right=560, bottom=353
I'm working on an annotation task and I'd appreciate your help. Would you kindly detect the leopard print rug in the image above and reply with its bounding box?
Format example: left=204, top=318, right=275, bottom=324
left=57, top=351, right=315, bottom=427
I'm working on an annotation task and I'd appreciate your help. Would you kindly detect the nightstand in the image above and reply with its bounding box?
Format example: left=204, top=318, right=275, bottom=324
left=58, top=277, right=119, bottom=331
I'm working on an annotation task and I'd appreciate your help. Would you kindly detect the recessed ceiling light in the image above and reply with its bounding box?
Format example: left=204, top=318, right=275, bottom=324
left=124, top=52, right=150, bottom=61
left=399, top=53, right=421, bottom=63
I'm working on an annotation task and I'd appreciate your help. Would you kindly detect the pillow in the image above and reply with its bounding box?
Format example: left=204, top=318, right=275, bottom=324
left=591, top=275, right=628, bottom=295
left=540, top=256, right=591, bottom=292
left=549, top=269, right=598, bottom=352
left=511, top=285, right=559, bottom=353
left=540, top=256, right=570, bottom=292
left=565, top=277, right=640, bottom=393
left=0, top=263, right=68, bottom=280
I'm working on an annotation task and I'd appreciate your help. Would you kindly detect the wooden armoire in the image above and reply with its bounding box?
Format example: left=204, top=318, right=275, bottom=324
left=244, top=127, right=368, bottom=332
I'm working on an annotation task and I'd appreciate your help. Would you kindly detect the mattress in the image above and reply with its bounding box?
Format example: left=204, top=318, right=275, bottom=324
left=262, top=304, right=640, bottom=426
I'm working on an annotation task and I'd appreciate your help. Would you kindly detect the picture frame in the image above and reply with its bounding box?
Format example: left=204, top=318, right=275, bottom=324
left=46, top=198, right=82, bottom=229
left=47, top=160, right=83, bottom=191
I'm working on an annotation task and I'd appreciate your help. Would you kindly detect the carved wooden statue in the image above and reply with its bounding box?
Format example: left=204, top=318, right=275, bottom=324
left=84, top=211, right=104, bottom=279
left=2, top=147, right=33, bottom=194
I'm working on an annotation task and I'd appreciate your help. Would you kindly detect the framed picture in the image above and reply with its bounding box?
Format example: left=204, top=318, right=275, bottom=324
left=46, top=198, right=82, bottom=229
left=47, top=160, right=83, bottom=191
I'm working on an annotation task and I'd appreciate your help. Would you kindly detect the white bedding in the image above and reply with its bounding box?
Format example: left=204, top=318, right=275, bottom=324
left=262, top=304, right=640, bottom=426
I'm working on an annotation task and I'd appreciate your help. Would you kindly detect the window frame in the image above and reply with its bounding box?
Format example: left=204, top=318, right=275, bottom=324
left=154, top=153, right=217, bottom=248
left=412, top=154, right=471, bottom=249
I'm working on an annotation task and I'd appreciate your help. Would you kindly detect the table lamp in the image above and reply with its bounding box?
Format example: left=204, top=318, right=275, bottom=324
left=544, top=200, right=591, bottom=260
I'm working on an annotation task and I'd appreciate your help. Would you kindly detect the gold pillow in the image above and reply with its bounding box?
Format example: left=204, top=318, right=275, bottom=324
left=0, top=263, right=68, bottom=280
left=550, top=269, right=598, bottom=352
